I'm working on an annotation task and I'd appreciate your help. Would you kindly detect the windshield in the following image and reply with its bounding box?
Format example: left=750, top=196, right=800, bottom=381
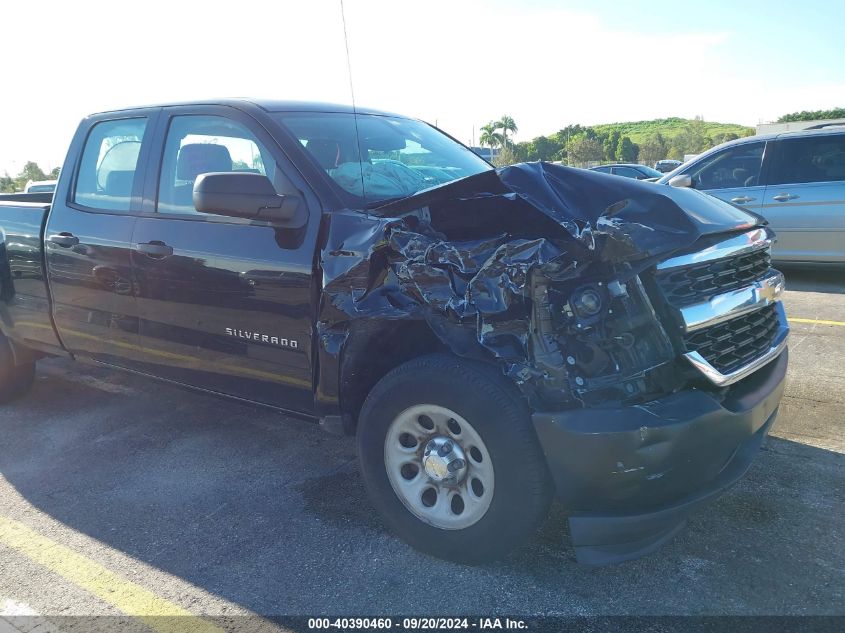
left=274, top=112, right=493, bottom=206
left=638, top=165, right=663, bottom=178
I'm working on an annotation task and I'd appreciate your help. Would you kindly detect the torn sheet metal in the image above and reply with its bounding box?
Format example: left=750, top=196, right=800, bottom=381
left=318, top=162, right=760, bottom=409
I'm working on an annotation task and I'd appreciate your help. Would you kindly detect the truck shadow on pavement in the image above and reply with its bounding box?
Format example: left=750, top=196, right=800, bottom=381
left=0, top=360, right=842, bottom=615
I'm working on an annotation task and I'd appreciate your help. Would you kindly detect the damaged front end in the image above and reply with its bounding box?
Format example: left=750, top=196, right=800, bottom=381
left=318, top=161, right=788, bottom=565
left=319, top=161, right=759, bottom=414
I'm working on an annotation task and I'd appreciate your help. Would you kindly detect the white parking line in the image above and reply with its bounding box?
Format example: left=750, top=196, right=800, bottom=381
left=0, top=599, right=66, bottom=633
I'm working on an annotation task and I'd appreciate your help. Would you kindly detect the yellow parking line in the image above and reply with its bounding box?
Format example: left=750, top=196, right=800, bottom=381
left=0, top=516, right=225, bottom=633
left=788, top=317, right=845, bottom=327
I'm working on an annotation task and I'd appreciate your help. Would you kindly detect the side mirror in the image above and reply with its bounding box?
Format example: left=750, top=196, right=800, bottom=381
left=668, top=174, right=693, bottom=188
left=193, top=172, right=299, bottom=222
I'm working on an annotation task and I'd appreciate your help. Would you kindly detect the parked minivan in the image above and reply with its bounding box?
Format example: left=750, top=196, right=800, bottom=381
left=658, top=125, right=845, bottom=264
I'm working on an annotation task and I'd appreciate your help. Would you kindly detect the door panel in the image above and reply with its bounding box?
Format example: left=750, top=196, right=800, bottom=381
left=761, top=182, right=845, bottom=262
left=703, top=185, right=767, bottom=214
left=761, top=135, right=845, bottom=263
left=45, top=114, right=153, bottom=366
left=132, top=217, right=315, bottom=411
left=131, top=109, right=317, bottom=413
left=46, top=212, right=140, bottom=365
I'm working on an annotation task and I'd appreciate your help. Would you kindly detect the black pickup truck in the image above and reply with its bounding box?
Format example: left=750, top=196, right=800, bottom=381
left=0, top=100, right=788, bottom=565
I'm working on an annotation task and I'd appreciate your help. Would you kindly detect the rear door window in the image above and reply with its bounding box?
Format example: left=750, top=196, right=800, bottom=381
left=767, top=135, right=845, bottom=185
left=690, top=142, right=765, bottom=190
left=73, top=118, right=147, bottom=211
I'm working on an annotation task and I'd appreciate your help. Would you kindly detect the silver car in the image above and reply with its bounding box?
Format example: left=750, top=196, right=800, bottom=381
left=657, top=125, right=845, bottom=264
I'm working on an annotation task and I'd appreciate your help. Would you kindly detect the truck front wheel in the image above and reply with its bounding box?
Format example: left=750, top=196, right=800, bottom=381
left=357, top=354, right=553, bottom=563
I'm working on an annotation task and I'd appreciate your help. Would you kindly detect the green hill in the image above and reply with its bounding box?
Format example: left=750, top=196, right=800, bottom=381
left=507, top=117, right=757, bottom=165
left=590, top=117, right=754, bottom=145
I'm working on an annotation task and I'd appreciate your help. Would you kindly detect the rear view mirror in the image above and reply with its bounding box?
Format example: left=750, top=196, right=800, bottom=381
left=364, top=135, right=407, bottom=151
left=668, top=174, right=693, bottom=188
left=193, top=172, right=299, bottom=222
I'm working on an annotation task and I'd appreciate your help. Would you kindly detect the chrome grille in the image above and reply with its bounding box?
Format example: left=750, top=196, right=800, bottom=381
left=652, top=228, right=789, bottom=386
left=654, top=248, right=771, bottom=307
left=683, top=304, right=780, bottom=375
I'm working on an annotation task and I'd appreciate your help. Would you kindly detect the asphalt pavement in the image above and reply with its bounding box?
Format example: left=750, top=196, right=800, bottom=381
left=0, top=268, right=842, bottom=629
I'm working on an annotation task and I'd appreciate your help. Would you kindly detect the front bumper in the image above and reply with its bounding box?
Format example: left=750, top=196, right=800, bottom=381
left=532, top=347, right=788, bottom=565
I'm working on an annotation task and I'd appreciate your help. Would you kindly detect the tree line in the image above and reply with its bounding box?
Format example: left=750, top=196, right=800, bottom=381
left=777, top=107, right=845, bottom=123
left=481, top=116, right=756, bottom=167
left=1, top=161, right=60, bottom=193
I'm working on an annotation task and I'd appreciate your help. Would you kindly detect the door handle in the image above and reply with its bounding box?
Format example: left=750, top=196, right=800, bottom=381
left=48, top=233, right=79, bottom=247
left=135, top=241, right=174, bottom=259
left=730, top=196, right=756, bottom=204
left=772, top=193, right=799, bottom=202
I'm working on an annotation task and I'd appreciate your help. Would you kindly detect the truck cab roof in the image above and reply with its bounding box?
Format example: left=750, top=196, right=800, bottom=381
left=89, top=98, right=410, bottom=119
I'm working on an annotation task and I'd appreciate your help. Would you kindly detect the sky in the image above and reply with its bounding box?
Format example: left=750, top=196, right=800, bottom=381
left=1, top=0, right=844, bottom=176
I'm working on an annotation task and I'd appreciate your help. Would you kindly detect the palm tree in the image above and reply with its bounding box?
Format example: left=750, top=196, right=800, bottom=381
left=479, top=123, right=504, bottom=157
left=495, top=115, right=518, bottom=147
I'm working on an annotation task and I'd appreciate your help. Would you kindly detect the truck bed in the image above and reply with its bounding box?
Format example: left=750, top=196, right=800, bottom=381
left=0, top=198, right=63, bottom=353
left=0, top=192, right=53, bottom=204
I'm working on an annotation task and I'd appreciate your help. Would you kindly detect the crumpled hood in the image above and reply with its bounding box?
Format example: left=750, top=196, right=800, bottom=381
left=373, top=161, right=760, bottom=263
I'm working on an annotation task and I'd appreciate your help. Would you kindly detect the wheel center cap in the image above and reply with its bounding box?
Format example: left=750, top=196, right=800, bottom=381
left=423, top=436, right=467, bottom=483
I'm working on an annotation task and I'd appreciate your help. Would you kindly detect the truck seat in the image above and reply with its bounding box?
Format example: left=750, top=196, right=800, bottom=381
left=104, top=170, right=135, bottom=199
left=176, top=144, right=233, bottom=181
left=170, top=144, right=233, bottom=209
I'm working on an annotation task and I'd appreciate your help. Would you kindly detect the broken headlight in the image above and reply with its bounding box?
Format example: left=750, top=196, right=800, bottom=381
left=571, top=286, right=603, bottom=318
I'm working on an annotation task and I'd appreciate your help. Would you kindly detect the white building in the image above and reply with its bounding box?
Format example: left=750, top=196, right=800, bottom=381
left=757, top=118, right=845, bottom=135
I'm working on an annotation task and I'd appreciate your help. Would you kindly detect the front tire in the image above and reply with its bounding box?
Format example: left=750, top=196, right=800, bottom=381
left=357, top=354, right=553, bottom=563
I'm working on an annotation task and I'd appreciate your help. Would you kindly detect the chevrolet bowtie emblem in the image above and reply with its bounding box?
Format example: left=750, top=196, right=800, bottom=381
left=756, top=273, right=784, bottom=303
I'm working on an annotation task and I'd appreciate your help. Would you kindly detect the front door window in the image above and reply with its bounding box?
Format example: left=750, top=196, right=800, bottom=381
left=690, top=142, right=765, bottom=190
left=157, top=115, right=277, bottom=215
